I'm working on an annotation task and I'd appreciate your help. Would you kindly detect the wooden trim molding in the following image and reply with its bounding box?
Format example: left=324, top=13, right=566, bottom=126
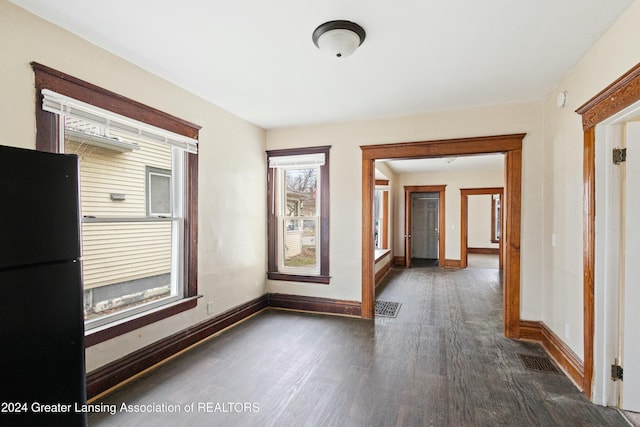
left=393, top=256, right=405, bottom=266
left=375, top=260, right=393, bottom=286
left=576, top=62, right=640, bottom=131
left=361, top=134, right=525, bottom=333
left=375, top=179, right=389, bottom=186
left=467, top=247, right=499, bottom=255
left=267, top=294, right=361, bottom=316
left=443, top=259, right=462, bottom=268
left=87, top=295, right=269, bottom=399
left=31, top=62, right=200, bottom=140
left=519, top=320, right=585, bottom=391
left=576, top=62, right=640, bottom=398
left=404, top=185, right=446, bottom=269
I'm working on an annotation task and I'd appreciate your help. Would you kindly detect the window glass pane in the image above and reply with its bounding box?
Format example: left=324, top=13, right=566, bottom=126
left=64, top=116, right=181, bottom=326
left=284, top=168, right=317, bottom=216
left=374, top=189, right=382, bottom=249
left=148, top=169, right=172, bottom=216
left=81, top=221, right=178, bottom=322
left=281, top=218, right=318, bottom=269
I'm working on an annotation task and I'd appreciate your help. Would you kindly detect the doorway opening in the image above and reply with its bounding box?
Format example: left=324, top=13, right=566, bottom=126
left=403, top=185, right=446, bottom=268
left=460, top=187, right=504, bottom=270
left=360, top=133, right=525, bottom=340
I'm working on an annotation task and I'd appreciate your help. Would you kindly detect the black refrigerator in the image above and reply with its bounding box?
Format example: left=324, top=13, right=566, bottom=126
left=0, top=145, right=87, bottom=426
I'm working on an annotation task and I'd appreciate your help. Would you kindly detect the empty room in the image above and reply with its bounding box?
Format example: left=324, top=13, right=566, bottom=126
left=2, top=0, right=640, bottom=426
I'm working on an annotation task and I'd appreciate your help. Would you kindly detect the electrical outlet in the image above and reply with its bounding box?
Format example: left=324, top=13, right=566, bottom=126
left=551, top=233, right=557, bottom=248
left=565, top=323, right=570, bottom=339
left=207, top=301, right=214, bottom=315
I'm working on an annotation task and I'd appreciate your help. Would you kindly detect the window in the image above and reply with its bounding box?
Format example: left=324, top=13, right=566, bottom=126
left=267, top=146, right=330, bottom=283
left=33, top=63, right=199, bottom=346
left=491, top=194, right=501, bottom=243
left=374, top=182, right=389, bottom=250
left=146, top=166, right=172, bottom=217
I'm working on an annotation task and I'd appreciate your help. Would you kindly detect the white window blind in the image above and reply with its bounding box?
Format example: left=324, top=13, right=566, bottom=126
left=41, top=89, right=198, bottom=154
left=268, top=153, right=325, bottom=168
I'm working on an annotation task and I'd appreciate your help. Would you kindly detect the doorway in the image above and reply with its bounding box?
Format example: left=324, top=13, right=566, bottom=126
left=361, top=133, right=525, bottom=341
left=577, top=62, right=640, bottom=399
left=403, top=185, right=446, bottom=268
left=591, top=106, right=640, bottom=411
left=460, top=187, right=504, bottom=269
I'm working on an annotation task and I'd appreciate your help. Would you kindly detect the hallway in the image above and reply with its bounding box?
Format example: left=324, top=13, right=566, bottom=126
left=89, top=265, right=627, bottom=426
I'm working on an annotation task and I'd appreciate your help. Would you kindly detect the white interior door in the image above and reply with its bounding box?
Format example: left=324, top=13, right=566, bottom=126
left=622, top=121, right=640, bottom=411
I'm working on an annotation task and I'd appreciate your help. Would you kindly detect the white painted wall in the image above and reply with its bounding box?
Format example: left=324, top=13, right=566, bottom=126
left=266, top=102, right=544, bottom=320
left=541, top=0, right=640, bottom=361
left=0, top=0, right=267, bottom=372
left=394, top=169, right=504, bottom=261
left=467, top=195, right=499, bottom=250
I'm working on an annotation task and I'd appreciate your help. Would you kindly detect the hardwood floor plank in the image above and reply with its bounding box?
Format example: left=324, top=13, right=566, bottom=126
left=89, top=265, right=626, bottom=427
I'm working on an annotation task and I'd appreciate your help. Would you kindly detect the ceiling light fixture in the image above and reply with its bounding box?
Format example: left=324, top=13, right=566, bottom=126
left=312, top=20, right=366, bottom=59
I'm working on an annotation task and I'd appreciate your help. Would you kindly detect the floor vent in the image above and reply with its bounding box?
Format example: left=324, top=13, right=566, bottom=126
left=375, top=300, right=401, bottom=318
left=517, top=353, right=560, bottom=374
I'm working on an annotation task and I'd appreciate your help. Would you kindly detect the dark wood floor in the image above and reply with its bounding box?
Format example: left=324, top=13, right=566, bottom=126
left=89, top=265, right=628, bottom=426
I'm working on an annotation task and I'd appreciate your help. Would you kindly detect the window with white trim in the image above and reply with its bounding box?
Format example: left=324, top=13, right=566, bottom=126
left=40, top=89, right=197, bottom=329
left=267, top=146, right=330, bottom=284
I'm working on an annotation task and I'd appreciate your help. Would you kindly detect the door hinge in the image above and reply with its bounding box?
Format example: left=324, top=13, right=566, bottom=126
left=613, top=148, right=627, bottom=165
left=611, top=364, right=624, bottom=381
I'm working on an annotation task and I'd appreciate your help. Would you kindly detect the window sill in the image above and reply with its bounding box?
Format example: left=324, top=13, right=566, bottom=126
left=267, top=272, right=331, bottom=284
left=375, top=249, right=392, bottom=264
left=85, top=295, right=201, bottom=347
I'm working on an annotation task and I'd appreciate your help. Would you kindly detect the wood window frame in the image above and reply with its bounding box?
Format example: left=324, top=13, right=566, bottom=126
left=576, top=62, right=640, bottom=398
left=31, top=63, right=201, bottom=347
left=266, top=146, right=331, bottom=284
left=361, top=134, right=524, bottom=341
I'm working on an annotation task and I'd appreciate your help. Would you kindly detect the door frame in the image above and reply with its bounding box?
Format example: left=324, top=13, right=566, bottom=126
left=576, top=62, right=640, bottom=399
left=404, top=185, right=446, bottom=268
left=460, top=187, right=504, bottom=269
left=361, top=133, right=525, bottom=341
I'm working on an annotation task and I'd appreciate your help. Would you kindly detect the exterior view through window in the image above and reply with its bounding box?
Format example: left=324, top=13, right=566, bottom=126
left=64, top=116, right=184, bottom=328
left=38, top=85, right=198, bottom=330
left=280, top=166, right=320, bottom=273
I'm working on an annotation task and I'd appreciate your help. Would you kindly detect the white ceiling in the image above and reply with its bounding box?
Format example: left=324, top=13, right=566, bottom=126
left=379, top=153, right=504, bottom=175
left=10, top=0, right=633, bottom=129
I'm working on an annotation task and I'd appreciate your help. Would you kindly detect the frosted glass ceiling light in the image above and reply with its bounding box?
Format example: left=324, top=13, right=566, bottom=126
left=312, top=20, right=366, bottom=58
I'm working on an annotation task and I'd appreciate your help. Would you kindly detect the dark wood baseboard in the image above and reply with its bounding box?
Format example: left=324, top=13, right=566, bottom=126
left=268, top=293, right=361, bottom=316
left=444, top=259, right=461, bottom=268
left=86, top=295, right=268, bottom=399
left=518, top=320, right=585, bottom=390
left=467, top=247, right=500, bottom=255
left=87, top=293, right=363, bottom=399
left=375, top=260, right=392, bottom=286
left=393, top=256, right=405, bottom=266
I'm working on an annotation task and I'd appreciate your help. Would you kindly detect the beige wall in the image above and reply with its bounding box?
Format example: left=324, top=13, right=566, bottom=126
left=541, top=0, right=640, bottom=360
left=0, top=0, right=267, bottom=371
left=467, top=194, right=499, bottom=250
left=266, top=102, right=544, bottom=319
left=394, top=169, right=504, bottom=260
